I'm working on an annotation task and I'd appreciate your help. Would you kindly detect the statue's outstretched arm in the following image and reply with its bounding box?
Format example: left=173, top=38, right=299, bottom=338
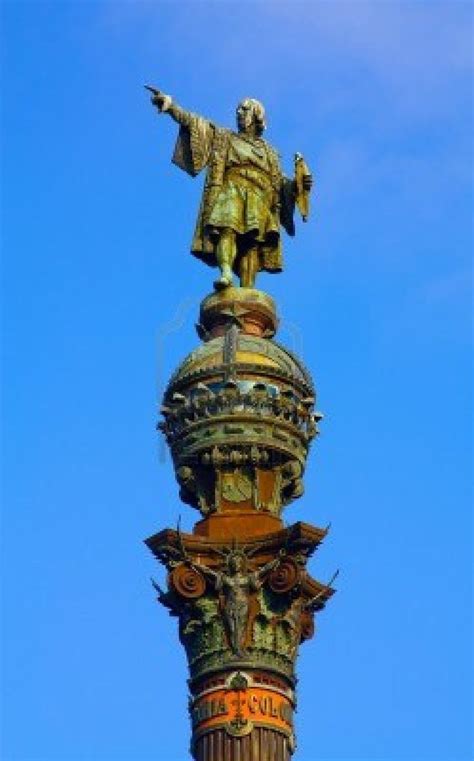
left=255, top=549, right=287, bottom=581
left=147, top=86, right=194, bottom=128
left=190, top=560, right=221, bottom=586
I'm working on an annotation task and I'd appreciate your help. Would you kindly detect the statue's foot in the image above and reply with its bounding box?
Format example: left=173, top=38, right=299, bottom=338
left=214, top=272, right=233, bottom=291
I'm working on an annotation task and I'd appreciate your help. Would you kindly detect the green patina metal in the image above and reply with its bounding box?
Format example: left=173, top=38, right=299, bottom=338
left=147, top=90, right=312, bottom=290
left=145, top=89, right=335, bottom=760
left=158, top=548, right=318, bottom=683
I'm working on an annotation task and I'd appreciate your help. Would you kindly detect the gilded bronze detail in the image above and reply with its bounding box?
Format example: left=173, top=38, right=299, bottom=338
left=144, top=91, right=334, bottom=760
left=147, top=87, right=313, bottom=290
left=147, top=524, right=334, bottom=685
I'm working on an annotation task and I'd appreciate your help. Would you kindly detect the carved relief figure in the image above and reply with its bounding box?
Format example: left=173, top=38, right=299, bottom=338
left=147, top=87, right=313, bottom=290
left=191, top=549, right=284, bottom=656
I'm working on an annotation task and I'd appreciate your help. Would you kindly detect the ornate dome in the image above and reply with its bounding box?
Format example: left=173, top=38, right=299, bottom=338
left=165, top=331, right=314, bottom=401
left=158, top=289, right=321, bottom=527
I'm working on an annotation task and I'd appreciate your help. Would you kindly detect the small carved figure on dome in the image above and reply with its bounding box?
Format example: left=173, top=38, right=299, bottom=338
left=247, top=382, right=270, bottom=415
left=281, top=460, right=305, bottom=505
left=147, top=86, right=313, bottom=290
left=273, top=389, right=297, bottom=421
left=217, top=380, right=241, bottom=413
left=191, top=385, right=214, bottom=418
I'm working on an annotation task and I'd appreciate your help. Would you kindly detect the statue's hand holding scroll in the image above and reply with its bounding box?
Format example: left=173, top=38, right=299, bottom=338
left=294, top=153, right=313, bottom=222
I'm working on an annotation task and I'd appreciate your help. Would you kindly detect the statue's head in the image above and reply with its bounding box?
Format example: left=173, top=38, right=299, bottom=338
left=236, top=98, right=266, bottom=136
left=228, top=551, right=246, bottom=574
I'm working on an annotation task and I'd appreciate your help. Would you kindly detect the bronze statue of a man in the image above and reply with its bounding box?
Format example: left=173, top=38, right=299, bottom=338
left=148, top=87, right=313, bottom=290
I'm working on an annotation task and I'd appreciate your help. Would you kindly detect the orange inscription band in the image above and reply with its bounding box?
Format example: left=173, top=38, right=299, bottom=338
left=190, top=684, right=294, bottom=738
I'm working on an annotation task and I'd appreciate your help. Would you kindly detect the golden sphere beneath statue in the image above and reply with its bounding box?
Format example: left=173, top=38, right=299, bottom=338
left=198, top=287, right=278, bottom=340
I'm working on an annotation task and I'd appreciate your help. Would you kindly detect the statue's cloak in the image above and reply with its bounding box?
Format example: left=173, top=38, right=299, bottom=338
left=171, top=112, right=295, bottom=273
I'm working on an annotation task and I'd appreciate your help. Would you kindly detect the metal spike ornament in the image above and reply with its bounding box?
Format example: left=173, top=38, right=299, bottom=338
left=144, top=87, right=335, bottom=760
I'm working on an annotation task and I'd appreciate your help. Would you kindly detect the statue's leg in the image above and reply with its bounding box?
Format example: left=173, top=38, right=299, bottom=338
left=214, top=228, right=236, bottom=290
left=239, top=246, right=260, bottom=288
left=236, top=605, right=248, bottom=654
left=226, top=609, right=238, bottom=653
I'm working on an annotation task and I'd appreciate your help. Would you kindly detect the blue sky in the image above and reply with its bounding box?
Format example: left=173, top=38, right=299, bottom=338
left=1, top=2, right=472, bottom=760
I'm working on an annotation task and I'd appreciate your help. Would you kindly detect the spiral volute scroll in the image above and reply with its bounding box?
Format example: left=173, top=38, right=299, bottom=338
left=268, top=557, right=301, bottom=594
left=170, top=563, right=206, bottom=599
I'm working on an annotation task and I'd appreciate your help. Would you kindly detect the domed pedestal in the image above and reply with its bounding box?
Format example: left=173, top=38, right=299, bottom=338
left=193, top=510, right=283, bottom=540
left=149, top=285, right=333, bottom=761
left=198, top=287, right=278, bottom=340
left=159, top=288, right=320, bottom=534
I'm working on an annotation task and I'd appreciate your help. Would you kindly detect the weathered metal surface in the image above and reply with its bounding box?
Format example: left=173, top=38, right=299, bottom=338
left=147, top=89, right=313, bottom=290
left=145, top=93, right=333, bottom=760
left=158, top=289, right=321, bottom=525
left=147, top=522, right=333, bottom=682
left=194, top=726, right=292, bottom=761
left=191, top=670, right=295, bottom=761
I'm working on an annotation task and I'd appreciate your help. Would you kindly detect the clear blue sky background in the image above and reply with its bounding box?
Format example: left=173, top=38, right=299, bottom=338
left=1, top=2, right=472, bottom=760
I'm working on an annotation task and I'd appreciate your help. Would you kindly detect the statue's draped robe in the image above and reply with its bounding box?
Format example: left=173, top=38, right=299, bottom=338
left=171, top=109, right=296, bottom=274
left=216, top=571, right=260, bottom=652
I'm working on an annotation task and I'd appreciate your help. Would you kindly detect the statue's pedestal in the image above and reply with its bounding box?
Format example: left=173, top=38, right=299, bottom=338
left=145, top=521, right=333, bottom=759
left=193, top=511, right=282, bottom=539
left=198, top=287, right=278, bottom=340
left=148, top=287, right=334, bottom=759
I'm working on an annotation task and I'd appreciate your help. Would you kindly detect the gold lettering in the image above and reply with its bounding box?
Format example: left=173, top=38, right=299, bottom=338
left=192, top=695, right=230, bottom=727
left=218, top=698, right=227, bottom=716
left=279, top=702, right=293, bottom=725
left=248, top=694, right=259, bottom=714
